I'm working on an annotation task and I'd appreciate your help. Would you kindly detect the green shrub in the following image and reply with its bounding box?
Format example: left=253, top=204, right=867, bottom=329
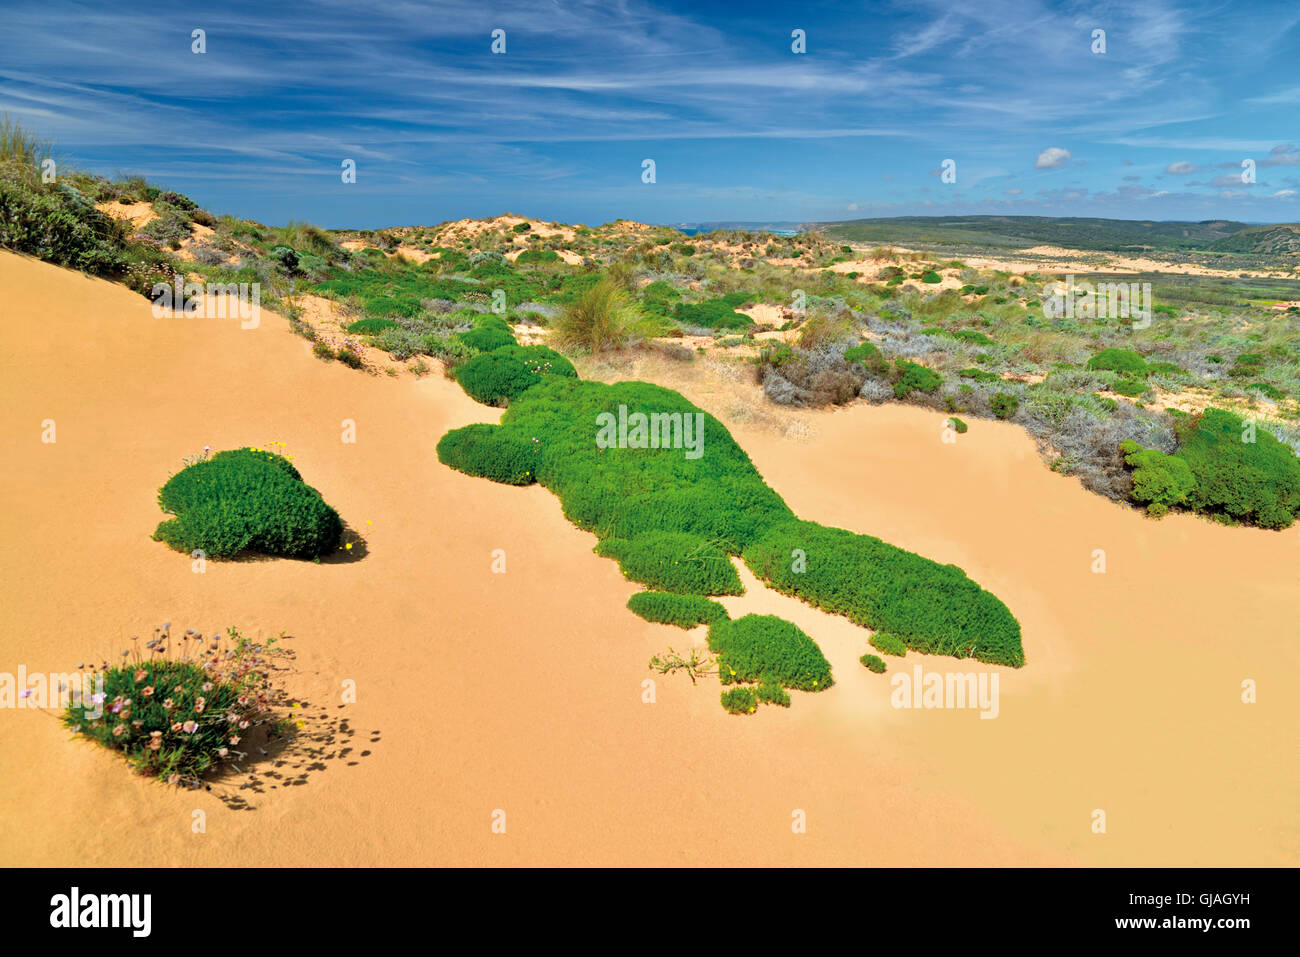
left=1175, top=409, right=1300, bottom=528
left=490, top=343, right=578, bottom=379
left=891, top=360, right=942, bottom=398
left=312, top=340, right=335, bottom=361
left=454, top=351, right=541, bottom=406
left=437, top=377, right=1021, bottom=665
left=991, top=392, right=1019, bottom=419
left=860, top=653, right=887, bottom=673
left=512, top=221, right=531, bottom=233
left=755, top=683, right=791, bottom=707
left=743, top=520, right=1024, bottom=667
left=596, top=532, right=743, bottom=595
left=456, top=317, right=517, bottom=352
left=347, top=317, right=401, bottom=335
left=920, top=270, right=941, bottom=283
left=947, top=417, right=968, bottom=434
left=1247, top=382, right=1285, bottom=400
left=0, top=173, right=130, bottom=274
left=62, top=627, right=282, bottom=783
left=336, top=345, right=364, bottom=369
left=516, top=248, right=560, bottom=265
left=844, top=341, right=889, bottom=375
left=552, top=278, right=640, bottom=351
left=720, top=686, right=757, bottom=714
left=708, top=615, right=833, bottom=691
left=435, top=424, right=539, bottom=485
left=1119, top=440, right=1194, bottom=514
left=674, top=294, right=753, bottom=330
left=959, top=367, right=1002, bottom=383
left=869, top=632, right=907, bottom=656
left=153, top=448, right=342, bottom=559
left=1087, top=348, right=1148, bottom=376
left=1111, top=378, right=1148, bottom=397
left=627, top=591, right=728, bottom=628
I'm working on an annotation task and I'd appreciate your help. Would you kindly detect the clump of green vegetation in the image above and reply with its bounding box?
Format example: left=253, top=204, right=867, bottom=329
left=869, top=632, right=907, bottom=656
left=860, top=653, right=887, bottom=673
left=152, top=448, right=343, bottom=560
left=347, top=317, right=401, bottom=335
left=720, top=686, right=757, bottom=714
left=754, top=683, right=791, bottom=707
left=844, top=341, right=889, bottom=375
left=596, top=532, right=744, bottom=595
left=744, top=520, right=1024, bottom=667
left=438, top=376, right=1023, bottom=667
left=920, top=270, right=941, bottom=283
left=436, top=424, right=539, bottom=485
left=628, top=591, right=728, bottom=627
left=1087, top=348, right=1148, bottom=377
left=991, top=392, right=1019, bottom=419
left=456, top=316, right=517, bottom=352
left=710, top=614, right=833, bottom=692
left=1120, top=440, right=1194, bottom=516
left=891, top=360, right=942, bottom=398
left=552, top=277, right=641, bottom=352
left=453, top=350, right=541, bottom=406
left=1124, top=408, right=1300, bottom=528
left=63, top=625, right=289, bottom=784
left=516, top=248, right=560, bottom=265
left=947, top=417, right=969, bottom=434
left=675, top=293, right=753, bottom=330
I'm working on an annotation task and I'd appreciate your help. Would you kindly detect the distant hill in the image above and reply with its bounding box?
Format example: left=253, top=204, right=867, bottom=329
left=810, top=215, right=1267, bottom=253
left=1207, top=223, right=1300, bottom=255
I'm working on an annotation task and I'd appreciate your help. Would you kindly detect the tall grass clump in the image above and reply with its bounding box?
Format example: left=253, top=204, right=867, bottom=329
left=552, top=277, right=640, bottom=352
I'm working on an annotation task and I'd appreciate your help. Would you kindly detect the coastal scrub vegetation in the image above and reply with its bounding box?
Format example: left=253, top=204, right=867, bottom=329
left=63, top=624, right=291, bottom=785
left=153, top=447, right=343, bottom=559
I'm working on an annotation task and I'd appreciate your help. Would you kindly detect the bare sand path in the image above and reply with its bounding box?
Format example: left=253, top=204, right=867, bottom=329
left=0, top=250, right=1294, bottom=866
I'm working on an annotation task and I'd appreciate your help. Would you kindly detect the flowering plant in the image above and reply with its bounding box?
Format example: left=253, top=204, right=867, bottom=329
left=63, top=623, right=291, bottom=786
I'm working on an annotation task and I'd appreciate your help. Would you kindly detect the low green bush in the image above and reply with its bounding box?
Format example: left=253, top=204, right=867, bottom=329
left=490, top=343, right=578, bottom=379
left=456, top=316, right=517, bottom=352
left=1111, top=378, right=1147, bottom=397
left=869, top=632, right=907, bottom=656
left=959, top=367, right=1002, bottom=383
left=435, top=424, right=538, bottom=485
left=892, top=360, right=942, bottom=398
left=454, top=351, right=540, bottom=406
left=347, top=317, right=400, bottom=335
left=754, top=683, right=791, bottom=707
left=596, top=532, right=743, bottom=595
left=991, top=392, right=1019, bottom=419
left=62, top=626, right=283, bottom=783
left=921, top=270, right=941, bottom=283
left=516, top=248, right=560, bottom=265
left=844, top=341, right=889, bottom=375
left=153, top=448, right=343, bottom=559
left=708, top=614, right=833, bottom=691
left=1176, top=409, right=1300, bottom=528
left=743, top=520, right=1024, bottom=667
left=720, top=686, right=757, bottom=714
left=947, top=417, right=968, bottom=434
left=860, top=653, right=887, bottom=673
left=1087, top=348, right=1147, bottom=376
left=627, top=591, right=728, bottom=627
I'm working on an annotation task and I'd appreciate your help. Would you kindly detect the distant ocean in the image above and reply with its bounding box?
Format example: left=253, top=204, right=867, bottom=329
left=674, top=225, right=802, bottom=237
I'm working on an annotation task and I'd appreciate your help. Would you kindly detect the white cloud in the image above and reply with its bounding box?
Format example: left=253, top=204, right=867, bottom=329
left=1035, top=147, right=1071, bottom=169
left=1165, top=161, right=1197, bottom=175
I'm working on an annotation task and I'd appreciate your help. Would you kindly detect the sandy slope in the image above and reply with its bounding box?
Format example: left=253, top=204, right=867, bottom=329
left=0, top=250, right=1295, bottom=866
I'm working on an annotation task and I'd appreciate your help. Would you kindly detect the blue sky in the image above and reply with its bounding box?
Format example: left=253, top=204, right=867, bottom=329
left=2, top=0, right=1298, bottom=228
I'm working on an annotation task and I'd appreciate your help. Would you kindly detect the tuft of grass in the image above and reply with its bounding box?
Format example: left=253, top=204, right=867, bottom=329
left=551, top=278, right=641, bottom=352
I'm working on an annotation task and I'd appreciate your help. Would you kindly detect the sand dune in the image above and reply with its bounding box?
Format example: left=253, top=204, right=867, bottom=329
left=0, top=249, right=1295, bottom=866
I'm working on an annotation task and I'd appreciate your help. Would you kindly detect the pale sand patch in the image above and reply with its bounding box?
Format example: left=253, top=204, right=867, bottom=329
left=0, top=249, right=1295, bottom=866
left=95, top=200, right=157, bottom=231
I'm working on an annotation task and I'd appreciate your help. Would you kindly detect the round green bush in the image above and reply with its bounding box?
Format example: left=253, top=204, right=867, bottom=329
left=860, top=653, right=887, bottom=673
left=1087, top=348, right=1147, bottom=376
left=947, top=417, right=968, bottom=434
left=153, top=449, right=342, bottom=559
left=627, top=592, right=728, bottom=628
left=454, top=351, right=540, bottom=406
left=892, top=360, right=942, bottom=398
left=456, top=317, right=517, bottom=352
left=347, top=317, right=401, bottom=335
left=596, top=532, right=743, bottom=596
left=921, top=270, right=941, bottom=283
left=869, top=632, right=907, bottom=656
left=490, top=343, right=578, bottom=379
left=708, top=614, right=833, bottom=691
left=436, top=424, right=538, bottom=485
